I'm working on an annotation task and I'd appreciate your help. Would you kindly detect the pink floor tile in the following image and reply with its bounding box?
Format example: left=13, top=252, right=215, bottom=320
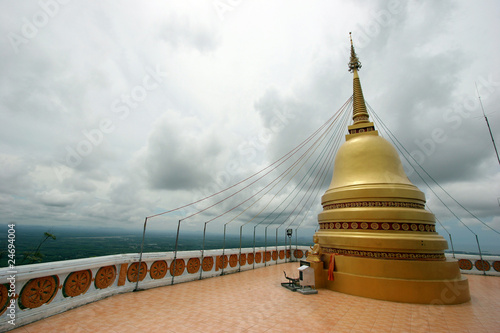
left=7, top=263, right=500, bottom=333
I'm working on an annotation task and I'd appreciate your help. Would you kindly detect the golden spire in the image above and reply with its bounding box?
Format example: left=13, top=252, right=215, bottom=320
left=348, top=32, right=370, bottom=125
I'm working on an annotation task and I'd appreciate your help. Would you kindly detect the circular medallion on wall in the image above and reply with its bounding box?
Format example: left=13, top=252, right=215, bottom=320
left=170, top=259, right=186, bottom=276
left=95, top=266, right=116, bottom=289
left=294, top=250, right=304, bottom=258
left=217, top=255, right=228, bottom=269
left=150, top=261, right=168, bottom=279
left=361, top=222, right=368, bottom=229
left=247, top=253, right=254, bottom=265
left=493, top=261, right=500, bottom=272
left=240, top=253, right=247, bottom=266
left=127, top=262, right=147, bottom=282
left=458, top=259, right=472, bottom=270
left=63, top=270, right=92, bottom=298
left=402, top=224, right=409, bottom=231
left=371, top=223, right=379, bottom=230
left=279, top=250, right=285, bottom=260
left=255, top=252, right=262, bottom=263
left=475, top=260, right=491, bottom=271
left=393, top=223, right=400, bottom=230
left=202, top=257, right=214, bottom=271
left=0, top=284, right=10, bottom=316
left=229, top=254, right=238, bottom=267
left=186, top=258, right=200, bottom=274
left=351, top=222, right=358, bottom=229
left=19, top=276, right=59, bottom=309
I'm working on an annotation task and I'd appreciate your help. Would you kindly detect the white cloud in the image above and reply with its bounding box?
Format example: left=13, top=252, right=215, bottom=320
left=37, top=189, right=80, bottom=207
left=0, top=0, right=499, bottom=252
left=142, top=110, right=233, bottom=190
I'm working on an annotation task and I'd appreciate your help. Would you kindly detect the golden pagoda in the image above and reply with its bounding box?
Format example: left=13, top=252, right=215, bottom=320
left=307, top=33, right=470, bottom=304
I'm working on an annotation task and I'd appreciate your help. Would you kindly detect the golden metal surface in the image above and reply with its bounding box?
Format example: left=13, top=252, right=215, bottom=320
left=310, top=34, right=470, bottom=304
left=351, top=69, right=370, bottom=125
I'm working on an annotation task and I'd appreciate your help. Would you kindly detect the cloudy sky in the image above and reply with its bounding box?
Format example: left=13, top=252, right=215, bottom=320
left=1, top=1, right=499, bottom=251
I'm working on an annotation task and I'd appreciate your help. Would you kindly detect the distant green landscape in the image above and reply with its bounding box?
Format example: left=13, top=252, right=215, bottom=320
left=1, top=224, right=496, bottom=268
left=0, top=224, right=312, bottom=268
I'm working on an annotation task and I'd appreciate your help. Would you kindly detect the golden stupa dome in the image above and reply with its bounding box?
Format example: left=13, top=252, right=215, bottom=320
left=329, top=134, right=413, bottom=188
left=318, top=130, right=445, bottom=253
left=323, top=133, right=428, bottom=207
left=316, top=31, right=447, bottom=255
left=308, top=33, right=469, bottom=305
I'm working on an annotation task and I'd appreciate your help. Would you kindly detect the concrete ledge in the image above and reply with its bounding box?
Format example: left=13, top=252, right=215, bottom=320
left=325, top=270, right=470, bottom=304
left=0, top=246, right=309, bottom=332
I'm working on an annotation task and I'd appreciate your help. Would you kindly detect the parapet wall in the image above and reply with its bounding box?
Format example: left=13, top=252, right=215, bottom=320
left=0, top=246, right=309, bottom=331
left=445, top=253, right=500, bottom=276
left=1, top=249, right=499, bottom=331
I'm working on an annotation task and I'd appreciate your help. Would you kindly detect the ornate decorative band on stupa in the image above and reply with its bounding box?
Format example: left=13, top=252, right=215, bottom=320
left=323, top=200, right=426, bottom=210
left=321, top=247, right=446, bottom=261
left=318, top=221, right=436, bottom=232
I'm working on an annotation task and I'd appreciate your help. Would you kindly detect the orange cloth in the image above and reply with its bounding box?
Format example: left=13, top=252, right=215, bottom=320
left=328, top=254, right=335, bottom=281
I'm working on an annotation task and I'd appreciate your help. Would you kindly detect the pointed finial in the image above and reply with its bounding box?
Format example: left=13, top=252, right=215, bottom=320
left=348, top=33, right=370, bottom=127
left=348, top=32, right=362, bottom=72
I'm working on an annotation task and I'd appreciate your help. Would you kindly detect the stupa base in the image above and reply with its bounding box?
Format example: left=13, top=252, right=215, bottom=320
left=315, top=255, right=470, bottom=304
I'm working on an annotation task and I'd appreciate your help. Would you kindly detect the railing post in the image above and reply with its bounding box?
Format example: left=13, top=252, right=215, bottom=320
left=275, top=228, right=278, bottom=265
left=284, top=232, right=287, bottom=263
left=222, top=224, right=227, bottom=275
left=252, top=226, right=257, bottom=269
left=200, top=222, right=208, bottom=280
left=475, top=235, right=486, bottom=276
left=239, top=225, right=243, bottom=272
left=171, top=220, right=182, bottom=285
left=264, top=227, right=268, bottom=267
left=448, top=234, right=456, bottom=258
left=295, top=228, right=298, bottom=254
left=134, top=217, right=148, bottom=291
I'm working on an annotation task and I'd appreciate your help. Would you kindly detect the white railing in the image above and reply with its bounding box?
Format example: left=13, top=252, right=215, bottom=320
left=0, top=246, right=309, bottom=331
left=445, top=253, right=500, bottom=277
left=1, top=249, right=499, bottom=331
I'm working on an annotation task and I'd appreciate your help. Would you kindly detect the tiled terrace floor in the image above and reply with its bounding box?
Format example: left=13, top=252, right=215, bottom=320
left=10, top=262, right=500, bottom=333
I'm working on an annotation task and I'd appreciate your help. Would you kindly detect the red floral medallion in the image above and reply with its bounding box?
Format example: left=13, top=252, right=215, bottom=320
left=202, top=257, right=214, bottom=271
left=170, top=259, right=186, bottom=276
left=95, top=266, right=116, bottom=289
left=187, top=258, right=200, bottom=274
left=150, top=261, right=168, bottom=279
left=64, top=270, right=92, bottom=297
left=19, top=276, right=59, bottom=309
left=127, top=262, right=147, bottom=282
